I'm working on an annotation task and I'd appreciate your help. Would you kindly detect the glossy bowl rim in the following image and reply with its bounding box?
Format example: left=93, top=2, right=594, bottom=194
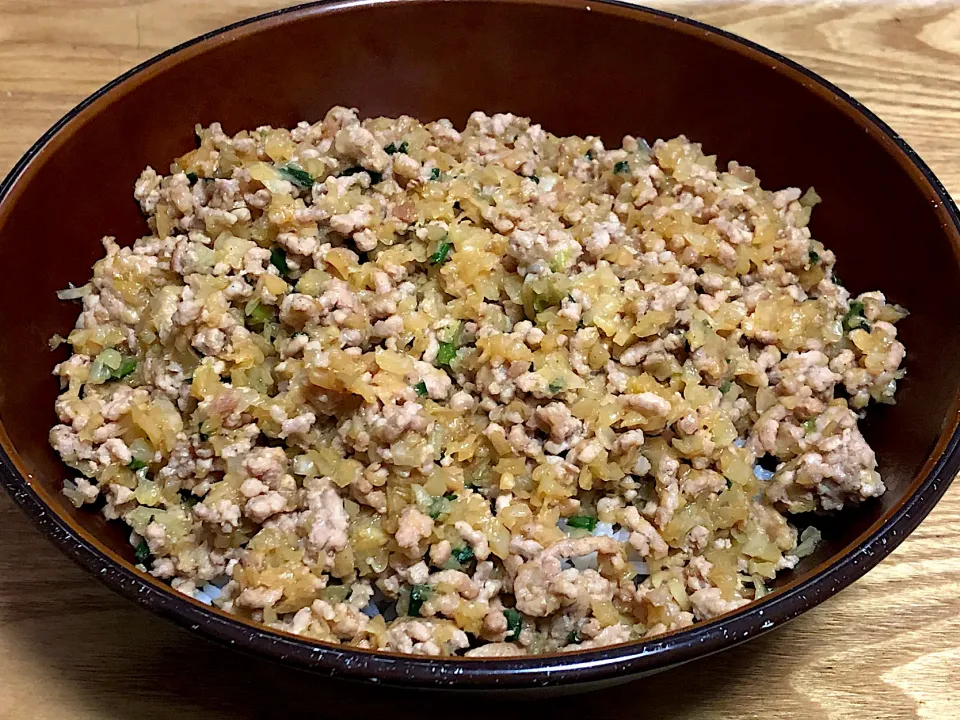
left=1, top=0, right=959, bottom=690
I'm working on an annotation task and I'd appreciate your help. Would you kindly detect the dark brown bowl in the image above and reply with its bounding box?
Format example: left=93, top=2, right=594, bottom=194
left=1, top=0, right=959, bottom=694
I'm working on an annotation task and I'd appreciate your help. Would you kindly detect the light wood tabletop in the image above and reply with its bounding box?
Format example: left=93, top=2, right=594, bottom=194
left=2, top=1, right=960, bottom=718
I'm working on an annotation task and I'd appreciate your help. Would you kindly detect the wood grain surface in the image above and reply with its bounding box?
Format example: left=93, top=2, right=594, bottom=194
left=2, top=1, right=960, bottom=717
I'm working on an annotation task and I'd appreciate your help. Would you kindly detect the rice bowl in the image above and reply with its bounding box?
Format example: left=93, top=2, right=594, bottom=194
left=49, top=107, right=907, bottom=657
left=0, top=0, right=957, bottom=691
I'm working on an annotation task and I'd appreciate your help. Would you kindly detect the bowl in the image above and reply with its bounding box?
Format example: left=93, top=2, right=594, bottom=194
left=1, top=0, right=959, bottom=694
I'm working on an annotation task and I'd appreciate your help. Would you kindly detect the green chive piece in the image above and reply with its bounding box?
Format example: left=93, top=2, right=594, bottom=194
left=451, top=545, right=474, bottom=565
left=134, top=538, right=150, bottom=565
left=719, top=380, right=732, bottom=394
left=614, top=160, right=629, bottom=174
left=111, top=357, right=138, bottom=380
left=429, top=167, right=441, bottom=181
left=435, top=323, right=463, bottom=368
left=246, top=303, right=273, bottom=325
left=429, top=240, right=452, bottom=265
left=548, top=380, right=564, bottom=395
left=809, top=250, right=820, bottom=264
left=414, top=381, right=428, bottom=397
left=408, top=584, right=430, bottom=617
left=278, top=164, right=314, bottom=189
left=548, top=250, right=572, bottom=273
left=566, top=515, right=598, bottom=531
left=428, top=492, right=457, bottom=520
left=128, top=458, right=149, bottom=472
left=842, top=300, right=870, bottom=332
left=566, top=628, right=582, bottom=645
left=185, top=171, right=198, bottom=184
left=435, top=341, right=457, bottom=367
left=802, top=418, right=817, bottom=435
left=385, top=140, right=408, bottom=155
left=504, top=608, right=523, bottom=640
left=585, top=149, right=595, bottom=160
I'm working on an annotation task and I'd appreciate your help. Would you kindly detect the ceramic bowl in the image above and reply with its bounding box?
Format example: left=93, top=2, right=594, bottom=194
left=1, top=0, right=958, bottom=693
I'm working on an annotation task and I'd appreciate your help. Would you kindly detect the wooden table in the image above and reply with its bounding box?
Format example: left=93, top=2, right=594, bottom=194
left=2, top=1, right=959, bottom=717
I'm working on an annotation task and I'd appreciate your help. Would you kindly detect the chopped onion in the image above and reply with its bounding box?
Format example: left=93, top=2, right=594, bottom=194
left=800, top=187, right=822, bottom=207
left=98, top=348, right=122, bottom=370
left=129, top=438, right=155, bottom=464
left=539, top=175, right=559, bottom=192
left=793, top=526, right=822, bottom=558
left=56, top=283, right=91, bottom=301
left=411, top=484, right=432, bottom=511
left=61, top=480, right=85, bottom=508
left=752, top=575, right=768, bottom=599
left=723, top=175, right=752, bottom=190
left=87, top=356, right=112, bottom=385
left=292, top=453, right=316, bottom=476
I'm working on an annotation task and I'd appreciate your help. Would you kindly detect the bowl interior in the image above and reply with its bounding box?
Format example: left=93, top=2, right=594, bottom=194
left=0, top=0, right=958, bottom=672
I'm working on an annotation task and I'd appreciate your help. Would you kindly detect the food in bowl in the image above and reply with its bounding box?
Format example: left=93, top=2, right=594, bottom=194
left=48, top=107, right=907, bottom=657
